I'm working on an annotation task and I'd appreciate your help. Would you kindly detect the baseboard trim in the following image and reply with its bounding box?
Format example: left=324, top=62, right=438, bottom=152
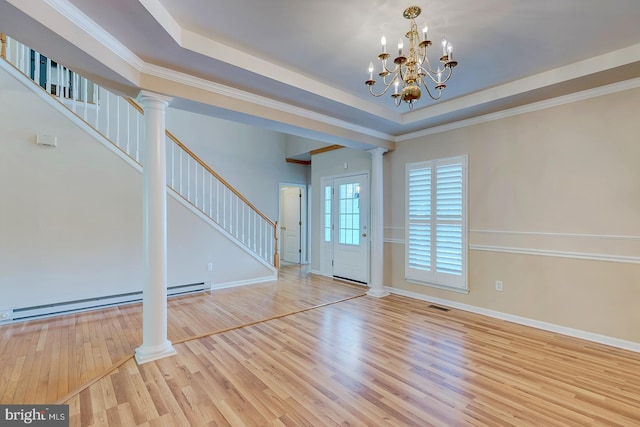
left=386, top=286, right=640, bottom=354
left=210, top=275, right=277, bottom=290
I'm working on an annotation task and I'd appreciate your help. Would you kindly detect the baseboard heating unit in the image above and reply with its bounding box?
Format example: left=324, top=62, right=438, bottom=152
left=1, top=282, right=208, bottom=324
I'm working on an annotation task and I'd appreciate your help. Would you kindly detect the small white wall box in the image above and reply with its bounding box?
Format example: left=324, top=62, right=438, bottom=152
left=36, top=134, right=58, bottom=147
left=0, top=309, right=13, bottom=323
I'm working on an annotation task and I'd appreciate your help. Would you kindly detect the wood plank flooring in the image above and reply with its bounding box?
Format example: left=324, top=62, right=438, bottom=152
left=0, top=266, right=365, bottom=404
left=63, top=292, right=640, bottom=426
left=2, top=266, right=640, bottom=425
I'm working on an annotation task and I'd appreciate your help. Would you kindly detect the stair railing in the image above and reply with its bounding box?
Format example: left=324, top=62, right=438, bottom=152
left=1, top=33, right=279, bottom=268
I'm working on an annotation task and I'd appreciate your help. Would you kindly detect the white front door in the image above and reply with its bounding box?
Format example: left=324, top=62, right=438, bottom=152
left=281, top=186, right=302, bottom=264
left=331, top=174, right=369, bottom=283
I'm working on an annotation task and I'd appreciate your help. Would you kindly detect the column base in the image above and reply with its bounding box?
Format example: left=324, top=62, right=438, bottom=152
left=367, top=287, right=390, bottom=298
left=135, top=340, right=177, bottom=365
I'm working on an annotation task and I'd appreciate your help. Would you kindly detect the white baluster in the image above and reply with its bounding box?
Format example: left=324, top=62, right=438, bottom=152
left=179, top=150, right=183, bottom=194
left=105, top=90, right=110, bottom=139
left=126, top=102, right=130, bottom=155
left=115, top=96, right=120, bottom=146
left=72, top=72, right=78, bottom=112
left=228, top=190, right=232, bottom=232
left=202, top=167, right=205, bottom=212
left=82, top=78, right=88, bottom=120
left=209, top=176, right=213, bottom=218
left=187, top=156, right=191, bottom=202
left=216, top=180, right=220, bottom=222
left=135, top=110, right=140, bottom=162
left=194, top=163, right=198, bottom=207
left=34, top=51, right=40, bottom=88
left=45, top=57, right=51, bottom=94
left=171, top=143, right=175, bottom=189
left=94, top=85, right=100, bottom=132
left=253, top=213, right=257, bottom=252
left=20, top=44, right=27, bottom=74
left=235, top=197, right=239, bottom=238
left=56, top=64, right=62, bottom=98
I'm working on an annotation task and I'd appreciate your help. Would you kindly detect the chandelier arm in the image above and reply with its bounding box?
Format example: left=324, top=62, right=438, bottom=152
left=368, top=74, right=401, bottom=98
left=419, top=78, right=443, bottom=101
left=439, top=67, right=455, bottom=85
left=420, top=57, right=442, bottom=76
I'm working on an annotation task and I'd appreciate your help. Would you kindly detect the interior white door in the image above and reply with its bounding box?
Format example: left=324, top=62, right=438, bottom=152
left=282, top=186, right=301, bottom=264
left=332, top=174, right=369, bottom=283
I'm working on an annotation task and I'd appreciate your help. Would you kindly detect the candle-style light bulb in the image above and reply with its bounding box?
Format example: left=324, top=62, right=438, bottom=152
left=447, top=44, right=453, bottom=60
left=381, top=35, right=387, bottom=53
left=441, top=38, right=448, bottom=56
left=368, top=62, right=374, bottom=80
left=398, top=39, right=404, bottom=56
left=422, top=25, right=428, bottom=41
left=394, top=79, right=400, bottom=94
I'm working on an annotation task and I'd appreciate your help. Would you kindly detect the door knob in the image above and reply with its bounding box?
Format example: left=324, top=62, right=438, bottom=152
left=362, top=233, right=367, bottom=237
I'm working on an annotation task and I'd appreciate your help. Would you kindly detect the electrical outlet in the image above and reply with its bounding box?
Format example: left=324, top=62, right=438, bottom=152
left=207, top=262, right=213, bottom=272
left=495, top=280, right=503, bottom=291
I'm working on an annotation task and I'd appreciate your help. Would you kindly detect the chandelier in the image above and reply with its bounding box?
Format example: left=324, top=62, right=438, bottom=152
left=365, top=6, right=458, bottom=109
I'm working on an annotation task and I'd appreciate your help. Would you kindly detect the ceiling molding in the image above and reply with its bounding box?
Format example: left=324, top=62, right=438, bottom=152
left=135, top=0, right=400, bottom=123
left=137, top=0, right=183, bottom=45
left=42, top=0, right=145, bottom=71
left=397, top=77, right=640, bottom=141
left=142, top=62, right=395, bottom=142
left=27, top=0, right=397, bottom=147
left=402, top=43, right=640, bottom=126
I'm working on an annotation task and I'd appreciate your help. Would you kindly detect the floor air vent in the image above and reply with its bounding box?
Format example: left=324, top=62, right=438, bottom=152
left=8, top=282, right=208, bottom=323
left=428, top=304, right=450, bottom=312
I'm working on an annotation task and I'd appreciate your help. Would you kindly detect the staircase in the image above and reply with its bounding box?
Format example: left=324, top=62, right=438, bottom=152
left=0, top=33, right=279, bottom=270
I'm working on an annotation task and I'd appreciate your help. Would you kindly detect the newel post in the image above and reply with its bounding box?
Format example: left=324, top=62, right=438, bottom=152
left=1, top=33, right=7, bottom=59
left=273, top=221, right=280, bottom=269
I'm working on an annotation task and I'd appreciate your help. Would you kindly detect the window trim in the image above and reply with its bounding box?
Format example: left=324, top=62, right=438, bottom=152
left=405, top=155, right=468, bottom=293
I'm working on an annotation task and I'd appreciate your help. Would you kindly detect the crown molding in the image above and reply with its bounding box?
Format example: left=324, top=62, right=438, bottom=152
left=142, top=62, right=395, bottom=142
left=42, top=0, right=145, bottom=71
left=397, top=77, right=640, bottom=141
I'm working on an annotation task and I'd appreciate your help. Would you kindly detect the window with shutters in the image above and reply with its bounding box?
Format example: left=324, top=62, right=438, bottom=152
left=405, top=155, right=467, bottom=292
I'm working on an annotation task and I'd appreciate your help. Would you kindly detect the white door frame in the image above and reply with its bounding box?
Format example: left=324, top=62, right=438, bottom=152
left=319, top=171, right=370, bottom=283
left=278, top=182, right=308, bottom=264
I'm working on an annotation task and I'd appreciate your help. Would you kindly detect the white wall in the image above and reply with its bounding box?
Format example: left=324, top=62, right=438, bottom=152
left=166, top=108, right=310, bottom=221
left=0, top=67, right=273, bottom=310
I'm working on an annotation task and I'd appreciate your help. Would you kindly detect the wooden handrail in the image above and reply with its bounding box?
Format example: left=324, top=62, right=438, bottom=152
left=126, top=98, right=276, bottom=227
left=165, top=130, right=276, bottom=227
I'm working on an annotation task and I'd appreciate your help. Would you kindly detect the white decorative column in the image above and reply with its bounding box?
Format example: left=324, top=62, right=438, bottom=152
left=367, top=147, right=390, bottom=298
left=135, top=91, right=176, bottom=365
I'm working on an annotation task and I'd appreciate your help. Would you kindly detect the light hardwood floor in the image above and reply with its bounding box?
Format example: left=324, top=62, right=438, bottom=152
left=2, top=267, right=640, bottom=426
left=0, top=266, right=365, bottom=404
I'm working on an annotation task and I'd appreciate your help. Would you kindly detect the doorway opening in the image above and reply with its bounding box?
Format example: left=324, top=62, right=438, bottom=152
left=279, top=183, right=308, bottom=266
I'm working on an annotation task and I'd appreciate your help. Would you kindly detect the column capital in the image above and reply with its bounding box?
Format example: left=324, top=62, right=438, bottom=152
left=137, top=90, right=173, bottom=108
left=367, top=147, right=388, bottom=157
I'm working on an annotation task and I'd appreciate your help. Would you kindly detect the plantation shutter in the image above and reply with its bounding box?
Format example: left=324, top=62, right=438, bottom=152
left=407, top=166, right=431, bottom=277
left=405, top=156, right=467, bottom=291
